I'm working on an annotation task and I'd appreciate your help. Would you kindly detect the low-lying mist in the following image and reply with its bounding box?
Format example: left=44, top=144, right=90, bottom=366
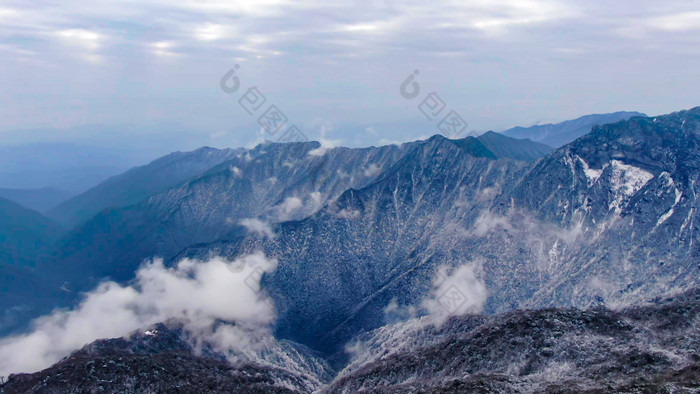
left=0, top=252, right=278, bottom=377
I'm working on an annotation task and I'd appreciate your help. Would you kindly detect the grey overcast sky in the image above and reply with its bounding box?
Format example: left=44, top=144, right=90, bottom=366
left=0, top=0, right=699, bottom=149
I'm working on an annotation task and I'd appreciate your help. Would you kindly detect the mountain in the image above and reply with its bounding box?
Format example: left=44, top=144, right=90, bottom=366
left=0, top=264, right=70, bottom=337
left=0, top=107, right=698, bottom=391
left=173, top=108, right=699, bottom=355
left=477, top=131, right=553, bottom=161
left=0, top=197, right=63, bottom=268
left=327, top=289, right=700, bottom=392
left=0, top=187, right=72, bottom=213
left=499, top=107, right=700, bottom=310
left=0, top=143, right=141, bottom=194
left=3, top=289, right=697, bottom=393
left=41, top=141, right=411, bottom=287
left=48, top=147, right=243, bottom=228
left=4, top=108, right=697, bottom=366
left=502, top=111, right=646, bottom=147
left=1, top=134, right=544, bottom=337
left=0, top=198, right=66, bottom=335
left=0, top=322, right=334, bottom=393
left=41, top=133, right=548, bottom=289
left=174, top=135, right=528, bottom=353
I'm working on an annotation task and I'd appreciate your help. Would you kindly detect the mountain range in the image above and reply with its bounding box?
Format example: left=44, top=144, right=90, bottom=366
left=502, top=111, right=646, bottom=147
left=0, top=108, right=698, bottom=391
left=174, top=107, right=699, bottom=354
left=47, top=147, right=244, bottom=228
left=0, top=188, right=72, bottom=214
left=39, top=132, right=549, bottom=291
left=0, top=143, right=143, bottom=194
left=0, top=197, right=62, bottom=268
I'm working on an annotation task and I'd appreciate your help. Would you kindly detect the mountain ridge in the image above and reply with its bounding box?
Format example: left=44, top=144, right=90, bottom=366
left=502, top=111, right=647, bottom=148
left=47, top=146, right=243, bottom=228
left=2, top=107, right=698, bottom=371
left=3, top=288, right=697, bottom=393
left=174, top=107, right=699, bottom=355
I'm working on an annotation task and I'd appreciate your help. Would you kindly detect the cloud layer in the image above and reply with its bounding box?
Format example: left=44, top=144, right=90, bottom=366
left=0, top=253, right=278, bottom=377
left=1, top=0, right=699, bottom=147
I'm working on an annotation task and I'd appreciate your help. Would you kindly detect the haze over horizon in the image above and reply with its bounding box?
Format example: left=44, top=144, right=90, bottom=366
left=1, top=0, right=699, bottom=151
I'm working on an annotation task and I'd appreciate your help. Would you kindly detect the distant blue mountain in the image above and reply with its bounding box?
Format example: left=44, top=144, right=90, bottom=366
left=502, top=111, right=646, bottom=147
left=477, top=131, right=553, bottom=161
left=0, top=143, right=143, bottom=193
left=0, top=187, right=72, bottom=213
left=47, top=147, right=243, bottom=228
left=0, top=197, right=63, bottom=268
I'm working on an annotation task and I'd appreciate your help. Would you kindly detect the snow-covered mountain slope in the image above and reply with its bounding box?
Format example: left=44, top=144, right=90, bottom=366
left=0, top=323, right=334, bottom=393
left=42, top=133, right=543, bottom=289
left=497, top=107, right=700, bottom=310
left=42, top=140, right=412, bottom=287
left=327, top=288, right=700, bottom=393
left=3, top=289, right=697, bottom=393
left=1, top=108, right=698, bottom=391
left=176, top=135, right=528, bottom=353
left=176, top=108, right=699, bottom=355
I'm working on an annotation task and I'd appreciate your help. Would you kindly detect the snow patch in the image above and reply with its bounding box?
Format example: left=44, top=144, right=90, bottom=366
left=656, top=209, right=674, bottom=227
left=577, top=156, right=603, bottom=186
left=608, top=160, right=654, bottom=212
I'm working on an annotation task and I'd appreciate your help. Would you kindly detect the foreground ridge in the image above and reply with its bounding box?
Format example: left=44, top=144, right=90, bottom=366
left=3, top=289, right=698, bottom=393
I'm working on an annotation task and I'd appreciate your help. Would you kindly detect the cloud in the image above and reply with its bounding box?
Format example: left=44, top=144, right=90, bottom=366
left=343, top=261, right=488, bottom=373
left=151, top=41, right=178, bottom=57
left=308, top=138, right=338, bottom=156
left=469, top=210, right=513, bottom=237
left=363, top=163, right=381, bottom=177
left=56, top=29, right=102, bottom=50
left=309, top=123, right=342, bottom=156
left=276, top=196, right=303, bottom=218
left=240, top=218, right=275, bottom=238
left=309, top=191, right=322, bottom=209
left=0, top=253, right=278, bottom=377
left=420, top=261, right=488, bottom=326
left=230, top=165, right=243, bottom=177
left=383, top=298, right=417, bottom=324
left=335, top=208, right=361, bottom=219
left=193, top=23, right=229, bottom=41
left=1, top=0, right=699, bottom=140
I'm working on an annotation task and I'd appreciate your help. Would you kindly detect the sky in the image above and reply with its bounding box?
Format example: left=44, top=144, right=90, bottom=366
left=0, top=0, right=699, bottom=150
